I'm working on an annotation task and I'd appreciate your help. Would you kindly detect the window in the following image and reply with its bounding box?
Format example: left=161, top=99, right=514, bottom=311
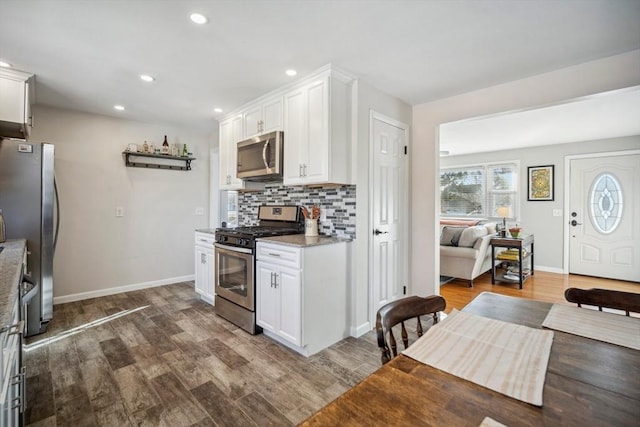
left=440, top=162, right=519, bottom=219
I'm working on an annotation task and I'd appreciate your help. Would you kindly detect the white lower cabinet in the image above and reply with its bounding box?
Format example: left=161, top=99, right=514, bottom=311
left=256, top=240, right=348, bottom=356
left=256, top=261, right=301, bottom=346
left=194, top=232, right=215, bottom=305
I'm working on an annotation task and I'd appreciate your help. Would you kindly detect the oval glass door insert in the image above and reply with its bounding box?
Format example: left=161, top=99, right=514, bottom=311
left=589, top=173, right=623, bottom=234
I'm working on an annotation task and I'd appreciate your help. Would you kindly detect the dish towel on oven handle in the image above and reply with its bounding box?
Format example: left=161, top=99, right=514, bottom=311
left=402, top=309, right=553, bottom=406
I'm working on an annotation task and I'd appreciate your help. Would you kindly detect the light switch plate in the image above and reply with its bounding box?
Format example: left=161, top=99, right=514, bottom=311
left=553, top=209, right=562, bottom=217
left=115, top=207, right=124, bottom=217
left=195, top=207, right=205, bottom=216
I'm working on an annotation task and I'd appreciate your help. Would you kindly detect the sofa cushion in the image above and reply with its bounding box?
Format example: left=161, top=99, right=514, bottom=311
left=440, top=226, right=466, bottom=246
left=479, top=221, right=497, bottom=234
left=440, top=219, right=481, bottom=227
left=440, top=245, right=479, bottom=259
left=458, top=225, right=488, bottom=248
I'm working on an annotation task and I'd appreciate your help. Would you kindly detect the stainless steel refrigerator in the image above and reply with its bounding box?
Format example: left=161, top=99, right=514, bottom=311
left=0, top=138, right=58, bottom=336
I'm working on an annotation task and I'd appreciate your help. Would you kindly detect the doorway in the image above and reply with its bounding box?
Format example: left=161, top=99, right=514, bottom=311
left=369, top=111, right=409, bottom=324
left=566, top=150, right=640, bottom=282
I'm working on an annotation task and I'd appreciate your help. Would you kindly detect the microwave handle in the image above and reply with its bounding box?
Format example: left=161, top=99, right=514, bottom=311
left=262, top=140, right=270, bottom=170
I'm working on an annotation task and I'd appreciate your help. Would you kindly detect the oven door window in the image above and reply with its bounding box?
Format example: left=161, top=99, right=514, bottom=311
left=215, top=246, right=254, bottom=309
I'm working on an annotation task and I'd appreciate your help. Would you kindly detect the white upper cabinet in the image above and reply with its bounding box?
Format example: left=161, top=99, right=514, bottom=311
left=284, top=69, right=353, bottom=186
left=0, top=68, right=34, bottom=140
left=243, top=95, right=283, bottom=138
left=219, top=115, right=245, bottom=190
left=218, top=65, right=354, bottom=188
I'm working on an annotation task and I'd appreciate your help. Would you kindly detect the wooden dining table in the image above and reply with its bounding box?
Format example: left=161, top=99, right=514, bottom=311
left=299, top=292, right=640, bottom=426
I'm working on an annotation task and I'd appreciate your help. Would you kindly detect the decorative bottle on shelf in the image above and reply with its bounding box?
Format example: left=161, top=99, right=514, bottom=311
left=142, top=140, right=149, bottom=154
left=161, top=135, right=169, bottom=154
left=182, top=143, right=188, bottom=157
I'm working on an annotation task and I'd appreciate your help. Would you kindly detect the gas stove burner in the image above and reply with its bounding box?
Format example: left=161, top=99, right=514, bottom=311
left=215, top=205, right=304, bottom=249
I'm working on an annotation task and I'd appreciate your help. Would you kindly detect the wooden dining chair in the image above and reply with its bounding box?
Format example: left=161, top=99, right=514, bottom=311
left=564, top=287, right=640, bottom=316
left=375, top=295, right=446, bottom=365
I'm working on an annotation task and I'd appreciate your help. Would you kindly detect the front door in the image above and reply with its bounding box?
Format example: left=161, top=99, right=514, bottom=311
left=371, top=112, right=409, bottom=321
left=569, top=152, right=640, bottom=282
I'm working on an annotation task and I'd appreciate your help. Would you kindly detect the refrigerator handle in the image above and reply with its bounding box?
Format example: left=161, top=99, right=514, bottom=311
left=53, top=174, right=60, bottom=253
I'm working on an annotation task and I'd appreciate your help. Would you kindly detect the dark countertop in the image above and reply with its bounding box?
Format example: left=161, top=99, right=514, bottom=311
left=0, top=239, right=26, bottom=330
left=195, top=229, right=217, bottom=235
left=257, top=234, right=351, bottom=247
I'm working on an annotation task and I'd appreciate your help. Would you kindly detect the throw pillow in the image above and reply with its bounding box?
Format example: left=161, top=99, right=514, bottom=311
left=440, top=226, right=466, bottom=246
left=458, top=225, right=488, bottom=248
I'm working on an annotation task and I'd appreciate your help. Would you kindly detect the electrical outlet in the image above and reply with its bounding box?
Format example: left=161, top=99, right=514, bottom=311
left=115, top=207, right=124, bottom=217
left=553, top=209, right=562, bottom=217
left=320, top=208, right=327, bottom=221
left=195, top=207, right=205, bottom=216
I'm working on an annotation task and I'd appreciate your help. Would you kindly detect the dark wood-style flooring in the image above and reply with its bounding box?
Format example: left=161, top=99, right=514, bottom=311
left=24, top=272, right=637, bottom=426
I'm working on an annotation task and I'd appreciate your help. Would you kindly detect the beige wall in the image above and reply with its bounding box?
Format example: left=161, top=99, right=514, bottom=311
left=411, top=50, right=640, bottom=296
left=31, top=105, right=215, bottom=301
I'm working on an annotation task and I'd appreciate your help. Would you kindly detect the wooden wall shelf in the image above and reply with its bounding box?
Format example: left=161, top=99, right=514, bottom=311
left=122, top=151, right=195, bottom=171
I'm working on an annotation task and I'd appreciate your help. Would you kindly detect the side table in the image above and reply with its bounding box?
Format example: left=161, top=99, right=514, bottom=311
left=490, top=234, right=534, bottom=289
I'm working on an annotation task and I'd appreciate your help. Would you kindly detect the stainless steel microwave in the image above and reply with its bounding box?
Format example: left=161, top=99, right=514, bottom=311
left=236, top=131, right=284, bottom=181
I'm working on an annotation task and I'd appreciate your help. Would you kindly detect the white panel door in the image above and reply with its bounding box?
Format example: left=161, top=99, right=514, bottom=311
left=277, top=266, right=301, bottom=346
left=371, top=113, right=408, bottom=318
left=569, top=153, right=640, bottom=282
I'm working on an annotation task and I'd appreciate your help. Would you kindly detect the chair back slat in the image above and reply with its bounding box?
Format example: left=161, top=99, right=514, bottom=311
left=376, top=295, right=446, bottom=365
left=564, top=288, right=640, bottom=316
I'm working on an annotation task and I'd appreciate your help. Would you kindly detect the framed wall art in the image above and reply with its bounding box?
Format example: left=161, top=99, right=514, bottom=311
left=528, top=165, right=554, bottom=201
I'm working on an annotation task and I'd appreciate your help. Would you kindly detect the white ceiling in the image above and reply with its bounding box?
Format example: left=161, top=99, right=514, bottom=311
left=440, top=86, right=640, bottom=156
left=1, top=0, right=639, bottom=137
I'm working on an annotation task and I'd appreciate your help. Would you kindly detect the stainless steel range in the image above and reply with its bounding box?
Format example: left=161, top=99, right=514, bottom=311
left=214, top=205, right=303, bottom=334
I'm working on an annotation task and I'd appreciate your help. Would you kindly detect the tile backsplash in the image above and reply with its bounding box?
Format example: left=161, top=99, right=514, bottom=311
left=238, top=184, right=356, bottom=239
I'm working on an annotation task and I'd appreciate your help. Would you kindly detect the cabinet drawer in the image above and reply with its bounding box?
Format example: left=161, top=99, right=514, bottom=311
left=256, top=242, right=301, bottom=268
left=195, top=232, right=215, bottom=246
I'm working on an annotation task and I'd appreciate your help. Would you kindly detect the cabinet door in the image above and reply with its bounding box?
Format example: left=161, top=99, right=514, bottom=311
left=283, top=87, right=306, bottom=185
left=205, top=249, right=215, bottom=297
left=277, top=266, right=301, bottom=346
left=262, top=97, right=283, bottom=134
left=256, top=261, right=278, bottom=333
left=0, top=77, right=25, bottom=123
left=219, top=116, right=244, bottom=189
left=303, top=76, right=330, bottom=184
left=219, top=119, right=233, bottom=188
left=195, top=246, right=209, bottom=296
left=243, top=104, right=262, bottom=138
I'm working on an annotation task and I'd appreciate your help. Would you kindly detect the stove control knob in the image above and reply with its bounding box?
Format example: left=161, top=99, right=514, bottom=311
left=239, top=238, right=247, bottom=246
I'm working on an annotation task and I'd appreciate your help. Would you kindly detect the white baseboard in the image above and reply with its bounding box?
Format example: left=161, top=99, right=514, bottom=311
left=535, top=266, right=565, bottom=274
left=351, top=321, right=371, bottom=338
left=53, top=275, right=195, bottom=304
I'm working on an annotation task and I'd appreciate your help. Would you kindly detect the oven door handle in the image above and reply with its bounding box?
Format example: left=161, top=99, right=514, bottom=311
left=215, top=243, right=253, bottom=255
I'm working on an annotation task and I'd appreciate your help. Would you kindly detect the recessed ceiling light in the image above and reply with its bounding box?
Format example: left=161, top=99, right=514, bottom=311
left=214, top=108, right=223, bottom=113
left=190, top=13, right=208, bottom=24
left=140, top=74, right=155, bottom=82
left=114, top=105, right=125, bottom=111
left=285, top=69, right=297, bottom=77
left=0, top=61, right=12, bottom=68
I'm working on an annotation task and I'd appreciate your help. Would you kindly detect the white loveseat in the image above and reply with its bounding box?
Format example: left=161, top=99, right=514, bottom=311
left=439, top=220, right=497, bottom=287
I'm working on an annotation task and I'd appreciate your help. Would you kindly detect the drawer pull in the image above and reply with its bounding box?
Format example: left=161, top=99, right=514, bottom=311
left=268, top=253, right=281, bottom=257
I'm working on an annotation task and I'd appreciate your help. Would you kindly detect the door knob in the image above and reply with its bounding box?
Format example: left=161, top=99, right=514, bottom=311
left=373, top=229, right=388, bottom=235
left=570, top=220, right=582, bottom=226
